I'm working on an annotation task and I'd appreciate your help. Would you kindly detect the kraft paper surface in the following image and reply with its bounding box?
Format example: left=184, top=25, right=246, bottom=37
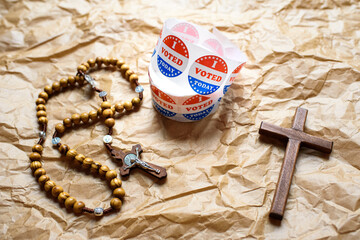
left=0, top=0, right=359, bottom=239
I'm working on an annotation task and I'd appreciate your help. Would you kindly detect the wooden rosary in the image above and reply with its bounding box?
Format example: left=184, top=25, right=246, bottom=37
left=30, top=57, right=167, bottom=217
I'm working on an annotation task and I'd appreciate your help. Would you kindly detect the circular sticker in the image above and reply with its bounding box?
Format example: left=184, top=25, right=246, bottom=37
left=203, top=39, right=224, bottom=56
left=223, top=63, right=245, bottom=94
left=183, top=104, right=215, bottom=121
left=157, top=35, right=189, bottom=78
left=182, top=95, right=213, bottom=113
left=172, top=22, right=199, bottom=43
left=153, top=101, right=176, bottom=118
left=151, top=84, right=176, bottom=105
left=188, top=55, right=228, bottom=95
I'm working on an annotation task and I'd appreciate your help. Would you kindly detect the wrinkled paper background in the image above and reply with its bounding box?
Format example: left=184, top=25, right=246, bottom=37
left=0, top=0, right=360, bottom=239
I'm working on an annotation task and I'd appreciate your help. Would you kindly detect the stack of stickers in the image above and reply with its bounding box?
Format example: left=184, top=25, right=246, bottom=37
left=149, top=19, right=247, bottom=122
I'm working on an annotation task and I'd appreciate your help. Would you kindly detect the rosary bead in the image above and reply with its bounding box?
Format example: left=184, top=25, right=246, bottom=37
left=129, top=74, right=139, bottom=83
left=113, top=187, right=125, bottom=198
left=66, top=149, right=77, bottom=160
left=89, top=110, right=98, bottom=120
left=82, top=62, right=90, bottom=70
left=111, top=106, right=116, bottom=114
left=115, top=102, right=124, bottom=112
left=103, top=57, right=111, bottom=66
left=30, top=161, right=42, bottom=171
left=36, top=104, right=46, bottom=111
left=55, top=123, right=65, bottom=134
left=88, top=58, right=96, bottom=67
left=77, top=65, right=87, bottom=72
left=60, top=78, right=68, bottom=88
left=132, top=97, right=141, bottom=107
left=97, top=107, right=103, bottom=116
left=75, top=154, right=85, bottom=164
left=68, top=76, right=76, bottom=86
left=44, top=180, right=56, bottom=192
left=103, top=135, right=112, bottom=144
left=91, top=161, right=102, bottom=171
left=80, top=112, right=89, bottom=123
left=39, top=92, right=49, bottom=101
left=38, top=175, right=49, bottom=185
left=73, top=201, right=85, bottom=214
left=110, top=197, right=122, bottom=210
left=51, top=185, right=64, bottom=197
left=116, top=59, right=125, bottom=68
left=30, top=152, right=41, bottom=161
left=63, top=118, right=72, bottom=128
left=36, top=110, right=47, bottom=118
left=58, top=192, right=70, bottom=204
left=52, top=81, right=61, bottom=92
left=105, top=118, right=115, bottom=127
left=32, top=144, right=43, bottom=153
left=96, top=57, right=103, bottom=66
left=123, top=101, right=133, bottom=111
left=83, top=158, right=93, bottom=169
left=102, top=109, right=114, bottom=118
left=71, top=113, right=81, bottom=125
left=125, top=69, right=134, bottom=80
left=36, top=98, right=46, bottom=105
left=44, top=85, right=53, bottom=95
left=64, top=196, right=77, bottom=209
left=120, top=64, right=130, bottom=76
left=38, top=116, right=48, bottom=124
left=110, top=178, right=122, bottom=189
left=99, top=165, right=110, bottom=177
left=34, top=168, right=46, bottom=178
left=105, top=170, right=117, bottom=182
left=75, top=75, right=85, bottom=85
left=101, top=101, right=112, bottom=109
left=94, top=207, right=104, bottom=216
left=110, top=57, right=118, bottom=66
left=39, top=131, right=46, bottom=139
left=135, top=85, right=144, bottom=93
left=59, top=144, right=69, bottom=155
left=52, top=137, right=61, bottom=145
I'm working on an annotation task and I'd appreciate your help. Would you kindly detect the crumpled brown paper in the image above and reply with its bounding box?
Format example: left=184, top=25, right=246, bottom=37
left=0, top=0, right=360, bottom=239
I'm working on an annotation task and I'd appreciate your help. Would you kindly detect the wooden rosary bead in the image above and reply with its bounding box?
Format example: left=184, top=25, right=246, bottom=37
left=103, top=57, right=111, bottom=66
left=44, top=85, right=53, bottom=95
left=38, top=92, right=49, bottom=101
left=36, top=110, right=47, bottom=118
left=113, top=188, right=125, bottom=198
left=89, top=110, right=98, bottom=121
left=60, top=78, right=68, bottom=88
left=115, top=102, right=124, bottom=112
left=105, top=118, right=115, bottom=128
left=110, top=57, right=118, bottom=66
left=51, top=185, right=64, bottom=197
left=75, top=154, right=85, bottom=164
left=125, top=69, right=134, bottom=80
left=38, top=175, right=49, bottom=185
left=71, top=113, right=81, bottom=125
left=132, top=97, right=141, bottom=107
left=110, top=198, right=122, bottom=210
left=75, top=75, right=85, bottom=85
left=36, top=104, right=46, bottom=111
left=44, top=180, right=56, bottom=192
left=101, top=101, right=112, bottom=109
left=55, top=123, right=65, bottom=134
left=111, top=106, right=116, bottom=114
left=83, top=158, right=93, bottom=169
left=116, top=59, right=125, bottom=68
left=32, top=144, right=43, bottom=153
left=102, top=109, right=113, bottom=118
left=30, top=161, right=42, bottom=171
left=58, top=192, right=70, bottom=204
left=36, top=98, right=46, bottom=105
left=88, top=58, right=96, bottom=67
left=30, top=152, right=41, bottom=161
left=65, top=196, right=77, bottom=209
left=123, top=101, right=133, bottom=111
left=96, top=57, right=103, bottom=66
left=63, top=118, right=72, bottom=128
left=34, top=168, right=46, bottom=178
left=68, top=76, right=76, bottom=86
left=80, top=112, right=89, bottom=123
left=59, top=144, right=69, bottom=155
left=97, top=107, right=103, bottom=116
left=120, top=64, right=130, bottom=76
left=66, top=149, right=77, bottom=160
left=52, top=81, right=61, bottom=92
left=77, top=65, right=87, bottom=72
left=82, top=62, right=90, bottom=70
left=105, top=170, right=117, bottom=182
left=129, top=74, right=138, bottom=83
left=110, top=178, right=122, bottom=189
left=38, top=116, right=48, bottom=124
left=99, top=165, right=110, bottom=177
left=73, top=201, right=85, bottom=214
left=91, top=161, right=101, bottom=171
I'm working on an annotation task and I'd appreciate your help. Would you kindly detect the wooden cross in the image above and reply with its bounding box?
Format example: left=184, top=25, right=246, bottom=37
left=259, top=107, right=333, bottom=220
left=108, top=144, right=167, bottom=179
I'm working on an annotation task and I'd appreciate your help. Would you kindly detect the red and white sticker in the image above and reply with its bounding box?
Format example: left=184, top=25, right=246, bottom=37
left=188, top=55, right=228, bottom=95
left=150, top=84, right=177, bottom=110
left=172, top=22, right=199, bottom=43
left=223, top=63, right=245, bottom=94
left=181, top=95, right=213, bottom=113
left=203, top=39, right=224, bottom=56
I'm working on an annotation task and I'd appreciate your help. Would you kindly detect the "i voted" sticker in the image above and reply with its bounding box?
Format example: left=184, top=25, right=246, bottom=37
left=151, top=84, right=177, bottom=110
left=181, top=95, right=213, bottom=113
left=223, top=63, right=245, bottom=94
left=171, top=22, right=199, bottom=44
left=188, top=55, right=228, bottom=95
left=157, top=35, right=189, bottom=78
left=153, top=101, right=177, bottom=118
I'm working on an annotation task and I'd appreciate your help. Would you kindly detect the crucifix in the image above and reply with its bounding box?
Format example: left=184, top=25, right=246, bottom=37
left=259, top=107, right=333, bottom=220
left=105, top=143, right=167, bottom=179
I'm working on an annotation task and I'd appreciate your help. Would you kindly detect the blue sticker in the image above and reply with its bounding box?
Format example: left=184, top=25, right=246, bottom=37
left=183, top=104, right=215, bottom=121
left=153, top=100, right=176, bottom=117
left=223, top=85, right=230, bottom=94
left=157, top=55, right=182, bottom=78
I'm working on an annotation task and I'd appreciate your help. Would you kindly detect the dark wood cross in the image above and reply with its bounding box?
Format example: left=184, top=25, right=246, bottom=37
left=107, top=144, right=167, bottom=179
left=259, top=107, right=333, bottom=220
